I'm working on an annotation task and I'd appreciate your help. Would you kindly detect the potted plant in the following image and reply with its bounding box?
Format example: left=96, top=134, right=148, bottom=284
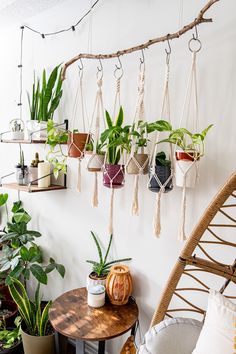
left=148, top=151, right=173, bottom=193
left=29, top=152, right=44, bottom=185
left=8, top=278, right=54, bottom=354
left=86, top=231, right=131, bottom=290
left=15, top=147, right=29, bottom=186
left=26, top=65, right=63, bottom=141
left=102, top=107, right=126, bottom=188
left=67, top=129, right=90, bottom=159
left=0, top=316, right=22, bottom=354
left=0, top=299, right=17, bottom=328
left=9, top=119, right=24, bottom=141
left=85, top=137, right=106, bottom=172
left=159, top=124, right=213, bottom=188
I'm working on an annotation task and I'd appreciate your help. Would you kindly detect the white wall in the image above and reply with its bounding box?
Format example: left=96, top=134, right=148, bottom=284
left=0, top=0, right=236, bottom=352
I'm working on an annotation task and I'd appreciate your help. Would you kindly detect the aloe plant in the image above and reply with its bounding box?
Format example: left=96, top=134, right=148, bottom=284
left=8, top=278, right=51, bottom=336
left=27, top=65, right=63, bottom=122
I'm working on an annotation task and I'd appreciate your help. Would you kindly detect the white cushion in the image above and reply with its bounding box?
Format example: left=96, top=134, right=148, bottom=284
left=138, top=317, right=202, bottom=354
left=192, top=289, right=236, bottom=354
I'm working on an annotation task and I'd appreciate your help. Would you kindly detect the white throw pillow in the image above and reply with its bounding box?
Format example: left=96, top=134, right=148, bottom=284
left=192, top=289, right=236, bottom=354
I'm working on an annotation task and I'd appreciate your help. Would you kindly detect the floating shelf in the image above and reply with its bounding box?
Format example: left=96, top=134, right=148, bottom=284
left=1, top=139, right=47, bottom=144
left=1, top=183, right=66, bottom=193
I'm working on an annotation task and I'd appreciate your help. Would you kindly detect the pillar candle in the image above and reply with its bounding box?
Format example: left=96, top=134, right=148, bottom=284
left=38, top=162, right=51, bottom=188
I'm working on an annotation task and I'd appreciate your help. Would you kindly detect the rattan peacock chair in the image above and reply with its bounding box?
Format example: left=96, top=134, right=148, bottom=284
left=121, top=171, right=236, bottom=353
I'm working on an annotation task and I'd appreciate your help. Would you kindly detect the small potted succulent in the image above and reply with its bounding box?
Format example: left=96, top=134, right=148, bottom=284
left=9, top=119, right=24, bottom=141
left=86, top=231, right=131, bottom=290
left=85, top=137, right=105, bottom=172
left=148, top=151, right=173, bottom=193
left=8, top=278, right=54, bottom=354
left=159, top=124, right=213, bottom=188
left=102, top=107, right=126, bottom=189
left=0, top=316, right=22, bottom=354
left=29, top=152, right=44, bottom=185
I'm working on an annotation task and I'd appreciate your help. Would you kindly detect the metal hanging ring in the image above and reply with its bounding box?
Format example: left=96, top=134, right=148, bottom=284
left=114, top=67, right=124, bottom=79
left=188, top=37, right=202, bottom=53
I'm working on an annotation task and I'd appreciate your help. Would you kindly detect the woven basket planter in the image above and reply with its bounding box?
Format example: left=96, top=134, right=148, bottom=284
left=148, top=165, right=173, bottom=193
left=106, top=265, right=132, bottom=305
left=103, top=164, right=125, bottom=189
left=126, top=153, right=149, bottom=175
left=67, top=132, right=90, bottom=158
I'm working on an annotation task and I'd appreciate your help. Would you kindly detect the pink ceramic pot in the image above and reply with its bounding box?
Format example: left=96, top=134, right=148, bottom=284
left=103, top=164, right=125, bottom=189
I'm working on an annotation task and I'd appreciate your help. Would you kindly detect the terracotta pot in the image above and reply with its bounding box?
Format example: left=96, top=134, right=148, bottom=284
left=106, top=265, right=132, bottom=305
left=0, top=301, right=18, bottom=327
left=175, top=150, right=200, bottom=161
left=85, top=152, right=105, bottom=172
left=148, top=165, right=173, bottom=193
left=126, top=153, right=149, bottom=175
left=103, top=164, right=125, bottom=189
left=86, top=272, right=107, bottom=290
left=175, top=159, right=198, bottom=188
left=21, top=328, right=55, bottom=354
left=67, top=132, right=90, bottom=158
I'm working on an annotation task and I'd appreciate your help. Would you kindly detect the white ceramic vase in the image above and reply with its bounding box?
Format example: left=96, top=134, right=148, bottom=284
left=175, top=159, right=198, bottom=188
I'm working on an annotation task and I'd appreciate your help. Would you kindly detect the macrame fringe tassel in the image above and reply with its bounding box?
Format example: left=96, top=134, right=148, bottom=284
left=108, top=188, right=115, bottom=235
left=92, top=172, right=98, bottom=207
left=178, top=175, right=187, bottom=241
left=131, top=175, right=139, bottom=215
left=153, top=191, right=162, bottom=237
left=77, top=159, right=81, bottom=192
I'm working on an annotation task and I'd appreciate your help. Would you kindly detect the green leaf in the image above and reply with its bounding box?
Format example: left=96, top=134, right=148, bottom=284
left=55, top=263, right=65, bottom=278
left=20, top=246, right=29, bottom=261
left=0, top=193, right=8, bottom=207
left=13, top=212, right=31, bottom=224
left=105, top=110, right=113, bottom=129
left=30, top=264, right=47, bottom=285
left=115, top=106, right=124, bottom=127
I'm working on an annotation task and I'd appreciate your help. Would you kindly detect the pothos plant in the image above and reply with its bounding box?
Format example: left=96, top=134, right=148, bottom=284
left=0, top=201, right=65, bottom=286
left=0, top=316, right=21, bottom=350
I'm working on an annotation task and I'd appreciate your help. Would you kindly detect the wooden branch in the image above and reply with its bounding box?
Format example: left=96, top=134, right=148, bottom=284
left=62, top=0, right=220, bottom=79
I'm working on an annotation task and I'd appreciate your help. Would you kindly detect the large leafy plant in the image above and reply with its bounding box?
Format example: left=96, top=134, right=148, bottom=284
left=8, top=278, right=51, bottom=336
left=158, top=124, right=213, bottom=157
left=27, top=65, right=63, bottom=122
left=0, top=201, right=65, bottom=285
left=86, top=232, right=131, bottom=277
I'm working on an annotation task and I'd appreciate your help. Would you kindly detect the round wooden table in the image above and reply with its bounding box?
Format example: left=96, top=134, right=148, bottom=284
left=49, top=287, right=139, bottom=354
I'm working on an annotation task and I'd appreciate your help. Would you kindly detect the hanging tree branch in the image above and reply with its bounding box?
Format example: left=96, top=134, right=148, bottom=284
left=62, top=0, right=219, bottom=80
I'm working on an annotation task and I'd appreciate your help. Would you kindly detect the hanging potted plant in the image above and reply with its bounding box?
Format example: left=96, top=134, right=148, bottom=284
left=85, top=137, right=105, bottom=172
left=8, top=278, right=54, bottom=354
left=125, top=120, right=149, bottom=175
left=148, top=151, right=173, bottom=193
left=67, top=129, right=90, bottom=158
left=159, top=124, right=213, bottom=188
left=0, top=316, right=22, bottom=354
left=86, top=232, right=131, bottom=290
left=102, top=107, right=126, bottom=188
left=26, top=65, right=63, bottom=141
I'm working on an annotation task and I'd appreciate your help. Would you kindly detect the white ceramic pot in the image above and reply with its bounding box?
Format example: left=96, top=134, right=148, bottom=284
left=86, top=272, right=107, bottom=291
left=175, top=159, right=198, bottom=188
left=11, top=131, right=25, bottom=140
left=26, top=121, right=47, bottom=140
left=87, top=285, right=105, bottom=308
left=85, top=152, right=105, bottom=172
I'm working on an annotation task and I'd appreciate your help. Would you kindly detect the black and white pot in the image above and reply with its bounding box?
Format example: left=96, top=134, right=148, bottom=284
left=148, top=165, right=173, bottom=193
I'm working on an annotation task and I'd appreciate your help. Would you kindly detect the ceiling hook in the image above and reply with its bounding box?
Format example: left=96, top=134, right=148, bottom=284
left=115, top=55, right=122, bottom=70
left=78, top=58, right=83, bottom=71
left=165, top=35, right=171, bottom=55
left=140, top=49, right=145, bottom=65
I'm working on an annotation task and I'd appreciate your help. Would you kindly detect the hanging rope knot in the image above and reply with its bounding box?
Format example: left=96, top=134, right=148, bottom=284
left=116, top=78, right=121, bottom=94
left=97, top=78, right=102, bottom=88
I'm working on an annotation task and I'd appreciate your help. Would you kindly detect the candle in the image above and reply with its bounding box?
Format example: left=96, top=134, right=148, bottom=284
left=87, top=285, right=105, bottom=308
left=38, top=162, right=51, bottom=188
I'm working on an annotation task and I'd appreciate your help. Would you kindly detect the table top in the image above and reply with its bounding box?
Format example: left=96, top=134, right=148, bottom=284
left=49, top=287, right=139, bottom=341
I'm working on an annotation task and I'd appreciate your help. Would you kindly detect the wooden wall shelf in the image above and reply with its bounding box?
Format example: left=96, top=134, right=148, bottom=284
left=1, top=139, right=46, bottom=144
left=1, top=183, right=66, bottom=193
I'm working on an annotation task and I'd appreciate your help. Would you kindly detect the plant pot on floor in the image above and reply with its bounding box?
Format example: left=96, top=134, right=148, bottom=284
left=85, top=152, right=105, bottom=172
left=126, top=153, right=149, bottom=175
left=21, top=327, right=54, bottom=354
left=0, top=301, right=18, bottom=327
left=0, top=330, right=22, bottom=354
left=175, top=151, right=199, bottom=188
left=68, top=132, right=90, bottom=158
left=148, top=165, right=173, bottom=193
left=103, top=164, right=125, bottom=189
left=86, top=272, right=107, bottom=291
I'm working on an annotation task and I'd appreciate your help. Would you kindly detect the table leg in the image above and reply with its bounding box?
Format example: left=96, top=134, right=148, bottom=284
left=98, top=340, right=105, bottom=354
left=55, top=332, right=67, bottom=354
left=75, top=340, right=85, bottom=354
left=131, top=322, right=137, bottom=336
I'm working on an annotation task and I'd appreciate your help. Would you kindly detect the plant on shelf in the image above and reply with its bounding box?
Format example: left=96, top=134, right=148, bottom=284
left=148, top=151, right=173, bottom=193
left=86, top=231, right=132, bottom=289
left=0, top=201, right=65, bottom=286
left=15, top=146, right=29, bottom=186
left=8, top=278, right=54, bottom=354
left=101, top=106, right=128, bottom=188
left=0, top=316, right=22, bottom=352
left=29, top=152, right=44, bottom=185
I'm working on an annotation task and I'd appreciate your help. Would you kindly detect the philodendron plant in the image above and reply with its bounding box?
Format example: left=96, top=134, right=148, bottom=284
left=0, top=201, right=65, bottom=286
left=27, top=65, right=63, bottom=122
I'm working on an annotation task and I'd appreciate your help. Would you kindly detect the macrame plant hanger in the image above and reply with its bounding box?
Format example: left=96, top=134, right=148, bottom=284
left=103, top=57, right=125, bottom=235
left=176, top=29, right=202, bottom=241
left=69, top=61, right=90, bottom=192
left=125, top=50, right=149, bottom=215
left=87, top=59, right=105, bottom=207
left=148, top=41, right=174, bottom=237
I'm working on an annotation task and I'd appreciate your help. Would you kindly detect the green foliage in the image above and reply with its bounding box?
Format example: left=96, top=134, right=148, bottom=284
left=158, top=124, right=213, bottom=157
left=86, top=232, right=132, bottom=277
left=0, top=316, right=21, bottom=349
left=0, top=194, right=8, bottom=207
left=0, top=201, right=65, bottom=285
left=155, top=151, right=171, bottom=166
left=8, top=278, right=51, bottom=336
left=27, top=65, right=63, bottom=122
